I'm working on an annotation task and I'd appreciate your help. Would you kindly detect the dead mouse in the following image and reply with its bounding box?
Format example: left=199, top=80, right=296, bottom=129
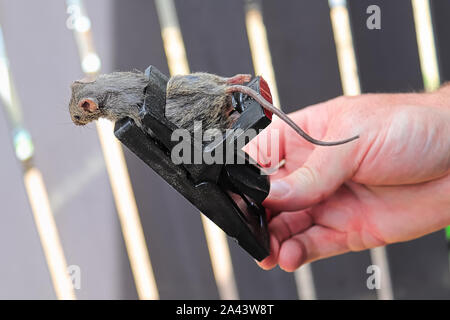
left=69, top=71, right=358, bottom=146
left=69, top=71, right=148, bottom=127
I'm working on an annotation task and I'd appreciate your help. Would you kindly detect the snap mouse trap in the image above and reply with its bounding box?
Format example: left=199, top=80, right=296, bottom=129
left=114, top=65, right=273, bottom=261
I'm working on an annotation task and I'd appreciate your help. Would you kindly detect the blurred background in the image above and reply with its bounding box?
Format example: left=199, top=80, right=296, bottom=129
left=0, top=0, right=449, bottom=299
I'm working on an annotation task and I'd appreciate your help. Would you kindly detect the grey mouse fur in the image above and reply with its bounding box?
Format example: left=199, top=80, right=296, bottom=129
left=69, top=71, right=148, bottom=127
left=165, top=73, right=249, bottom=133
left=69, top=71, right=247, bottom=133
left=69, top=71, right=359, bottom=146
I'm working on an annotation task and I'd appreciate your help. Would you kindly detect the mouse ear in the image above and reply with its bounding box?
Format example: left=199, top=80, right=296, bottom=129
left=78, top=98, right=98, bottom=113
left=74, top=77, right=95, bottom=84
left=71, top=77, right=95, bottom=89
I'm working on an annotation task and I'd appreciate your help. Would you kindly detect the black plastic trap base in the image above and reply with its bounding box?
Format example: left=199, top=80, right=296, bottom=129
left=114, top=66, right=272, bottom=261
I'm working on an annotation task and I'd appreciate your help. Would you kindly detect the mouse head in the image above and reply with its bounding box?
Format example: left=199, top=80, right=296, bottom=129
left=69, top=78, right=102, bottom=126
left=69, top=72, right=149, bottom=126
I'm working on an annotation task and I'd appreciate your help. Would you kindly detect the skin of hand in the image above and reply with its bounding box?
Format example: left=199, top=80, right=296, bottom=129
left=247, top=85, right=450, bottom=272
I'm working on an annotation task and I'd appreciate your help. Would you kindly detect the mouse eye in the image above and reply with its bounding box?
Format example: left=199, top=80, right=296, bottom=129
left=74, top=115, right=81, bottom=121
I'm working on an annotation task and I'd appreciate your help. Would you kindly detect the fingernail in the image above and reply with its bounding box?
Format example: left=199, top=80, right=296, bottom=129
left=269, top=180, right=290, bottom=199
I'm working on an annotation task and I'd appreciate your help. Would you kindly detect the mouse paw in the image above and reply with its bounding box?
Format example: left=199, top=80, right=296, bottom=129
left=226, top=74, right=252, bottom=84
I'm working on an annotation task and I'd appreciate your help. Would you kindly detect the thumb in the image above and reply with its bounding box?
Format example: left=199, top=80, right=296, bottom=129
left=263, top=141, right=359, bottom=211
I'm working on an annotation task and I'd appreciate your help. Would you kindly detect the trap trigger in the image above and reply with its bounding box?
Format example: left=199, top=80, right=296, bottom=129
left=113, top=65, right=274, bottom=261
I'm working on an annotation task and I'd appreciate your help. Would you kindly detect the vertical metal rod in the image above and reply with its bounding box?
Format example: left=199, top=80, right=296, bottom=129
left=328, top=0, right=393, bottom=300
left=154, top=0, right=239, bottom=300
left=0, top=25, right=75, bottom=300
left=24, top=168, right=77, bottom=299
left=411, top=0, right=440, bottom=91
left=244, top=0, right=317, bottom=300
left=329, top=0, right=361, bottom=96
left=65, top=0, right=159, bottom=300
left=370, top=247, right=394, bottom=300
left=245, top=0, right=281, bottom=108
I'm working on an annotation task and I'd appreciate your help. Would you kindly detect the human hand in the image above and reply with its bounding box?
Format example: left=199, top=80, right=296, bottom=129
left=248, top=87, right=450, bottom=272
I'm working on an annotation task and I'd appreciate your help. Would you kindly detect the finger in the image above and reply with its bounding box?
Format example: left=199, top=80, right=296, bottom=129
left=257, top=210, right=313, bottom=270
left=265, top=208, right=279, bottom=222
left=268, top=210, right=313, bottom=244
left=278, top=225, right=349, bottom=272
left=244, top=106, right=318, bottom=168
left=257, top=234, right=279, bottom=270
left=263, top=137, right=360, bottom=212
left=243, top=116, right=286, bottom=168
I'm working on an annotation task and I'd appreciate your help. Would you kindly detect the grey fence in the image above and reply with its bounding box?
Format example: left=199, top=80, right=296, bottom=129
left=0, top=0, right=448, bottom=299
